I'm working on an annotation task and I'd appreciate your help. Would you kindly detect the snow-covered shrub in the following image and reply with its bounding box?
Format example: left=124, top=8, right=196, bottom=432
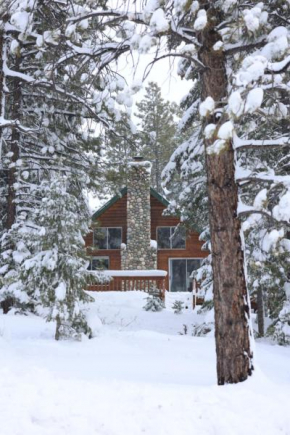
left=86, top=312, right=103, bottom=338
left=193, top=307, right=214, bottom=337
left=270, top=298, right=290, bottom=346
left=172, top=300, right=184, bottom=314
left=178, top=324, right=188, bottom=335
left=143, top=295, right=165, bottom=312
left=192, top=322, right=214, bottom=337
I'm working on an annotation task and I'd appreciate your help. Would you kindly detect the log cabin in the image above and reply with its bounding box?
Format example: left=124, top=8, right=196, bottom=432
left=85, top=157, right=207, bottom=294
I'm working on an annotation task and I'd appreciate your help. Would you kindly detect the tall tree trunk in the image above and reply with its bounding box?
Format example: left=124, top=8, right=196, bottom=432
left=197, top=5, right=253, bottom=384
left=1, top=40, right=21, bottom=313
left=6, top=53, right=21, bottom=229
left=0, top=29, right=4, bottom=128
left=155, top=143, right=160, bottom=193
left=0, top=29, right=6, bottom=227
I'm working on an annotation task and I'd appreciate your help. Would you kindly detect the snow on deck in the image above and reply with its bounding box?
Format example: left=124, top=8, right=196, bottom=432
left=0, top=291, right=290, bottom=435
left=95, top=269, right=167, bottom=277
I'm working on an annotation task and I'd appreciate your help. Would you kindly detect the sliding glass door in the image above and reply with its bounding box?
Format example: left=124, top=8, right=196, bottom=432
left=169, top=259, right=202, bottom=292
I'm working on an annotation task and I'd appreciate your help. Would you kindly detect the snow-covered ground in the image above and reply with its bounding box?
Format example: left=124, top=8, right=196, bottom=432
left=0, top=291, right=290, bottom=435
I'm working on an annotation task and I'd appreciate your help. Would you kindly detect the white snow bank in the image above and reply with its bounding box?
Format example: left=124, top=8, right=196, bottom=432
left=0, top=292, right=290, bottom=435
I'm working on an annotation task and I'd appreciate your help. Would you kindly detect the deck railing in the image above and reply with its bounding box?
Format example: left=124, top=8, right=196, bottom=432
left=88, top=270, right=167, bottom=300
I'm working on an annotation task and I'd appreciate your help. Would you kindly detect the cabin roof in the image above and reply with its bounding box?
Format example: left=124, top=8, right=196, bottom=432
left=92, top=186, right=169, bottom=220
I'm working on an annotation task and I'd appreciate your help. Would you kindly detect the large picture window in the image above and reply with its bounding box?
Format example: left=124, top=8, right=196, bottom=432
left=157, top=226, right=186, bottom=249
left=93, top=227, right=122, bottom=249
left=89, top=256, right=110, bottom=271
left=170, top=258, right=202, bottom=292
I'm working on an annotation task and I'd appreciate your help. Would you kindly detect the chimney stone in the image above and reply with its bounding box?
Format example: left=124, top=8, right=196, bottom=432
left=121, top=158, right=157, bottom=270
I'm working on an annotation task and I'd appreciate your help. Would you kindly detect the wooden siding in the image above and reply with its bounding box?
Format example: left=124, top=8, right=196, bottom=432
left=150, top=196, right=208, bottom=290
left=84, top=193, right=127, bottom=270
left=85, top=192, right=208, bottom=290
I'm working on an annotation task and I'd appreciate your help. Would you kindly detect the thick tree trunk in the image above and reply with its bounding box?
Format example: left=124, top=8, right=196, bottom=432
left=198, top=5, right=253, bottom=384
left=0, top=30, right=3, bottom=124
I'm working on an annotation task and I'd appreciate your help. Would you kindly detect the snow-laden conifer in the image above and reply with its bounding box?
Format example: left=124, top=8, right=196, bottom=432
left=1, top=0, right=138, bottom=317
left=17, top=174, right=93, bottom=340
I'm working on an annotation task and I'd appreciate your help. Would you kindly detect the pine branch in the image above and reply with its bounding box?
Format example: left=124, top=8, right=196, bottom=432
left=234, top=134, right=290, bottom=150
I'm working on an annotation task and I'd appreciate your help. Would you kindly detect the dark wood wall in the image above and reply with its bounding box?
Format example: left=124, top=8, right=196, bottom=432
left=85, top=193, right=208, bottom=289
left=85, top=193, right=127, bottom=270
left=150, top=196, right=208, bottom=289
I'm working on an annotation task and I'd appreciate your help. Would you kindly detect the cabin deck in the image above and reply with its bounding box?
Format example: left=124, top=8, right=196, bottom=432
left=88, top=270, right=167, bottom=299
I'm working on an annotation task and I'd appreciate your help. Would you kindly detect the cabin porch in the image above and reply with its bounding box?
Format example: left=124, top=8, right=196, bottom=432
left=88, top=270, right=167, bottom=300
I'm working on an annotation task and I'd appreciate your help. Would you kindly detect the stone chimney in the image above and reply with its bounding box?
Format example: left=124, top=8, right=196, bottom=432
left=121, top=157, right=157, bottom=270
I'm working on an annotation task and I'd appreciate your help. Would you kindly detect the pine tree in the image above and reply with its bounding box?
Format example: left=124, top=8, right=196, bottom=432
left=143, top=295, right=165, bottom=312
left=14, top=174, right=92, bottom=339
left=0, top=0, right=136, bottom=316
left=135, top=82, right=180, bottom=193
left=136, top=0, right=290, bottom=376
left=102, top=113, right=139, bottom=195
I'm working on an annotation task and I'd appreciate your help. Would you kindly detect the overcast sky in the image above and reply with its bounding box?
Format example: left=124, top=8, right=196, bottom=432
left=88, top=48, right=193, bottom=212
left=122, top=50, right=193, bottom=107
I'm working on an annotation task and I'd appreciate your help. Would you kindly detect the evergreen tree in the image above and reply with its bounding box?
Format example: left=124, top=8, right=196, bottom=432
left=135, top=82, right=180, bottom=193
left=34, top=175, right=92, bottom=340
left=3, top=174, right=93, bottom=339
left=102, top=83, right=180, bottom=195
left=102, top=113, right=139, bottom=195
left=0, top=0, right=135, bottom=322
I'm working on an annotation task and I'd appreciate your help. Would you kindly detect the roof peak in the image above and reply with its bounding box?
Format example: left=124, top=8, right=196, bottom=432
left=92, top=186, right=169, bottom=220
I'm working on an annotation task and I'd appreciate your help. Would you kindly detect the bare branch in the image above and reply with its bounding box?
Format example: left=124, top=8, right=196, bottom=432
left=143, top=53, right=206, bottom=81
left=238, top=209, right=289, bottom=226
left=67, top=10, right=144, bottom=25
left=270, top=12, right=290, bottom=26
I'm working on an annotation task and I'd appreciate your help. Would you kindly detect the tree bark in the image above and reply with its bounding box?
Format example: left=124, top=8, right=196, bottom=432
left=55, top=315, right=61, bottom=341
left=198, top=5, right=253, bottom=384
left=1, top=36, right=21, bottom=313
left=257, top=287, right=264, bottom=337
left=6, top=54, right=21, bottom=229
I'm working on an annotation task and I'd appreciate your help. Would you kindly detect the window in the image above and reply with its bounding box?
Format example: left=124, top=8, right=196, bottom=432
left=157, top=226, right=186, bottom=249
left=170, top=258, right=202, bottom=292
left=89, top=256, right=110, bottom=271
left=93, top=227, right=122, bottom=249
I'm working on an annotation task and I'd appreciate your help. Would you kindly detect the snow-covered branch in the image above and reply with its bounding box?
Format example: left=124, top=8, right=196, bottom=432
left=234, top=134, right=290, bottom=150
left=67, top=9, right=144, bottom=25
left=224, top=39, right=267, bottom=55
left=266, top=55, right=290, bottom=74
left=0, top=117, right=38, bottom=133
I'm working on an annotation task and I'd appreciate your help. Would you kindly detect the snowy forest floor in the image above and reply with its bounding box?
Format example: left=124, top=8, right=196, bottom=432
left=0, top=291, right=290, bottom=435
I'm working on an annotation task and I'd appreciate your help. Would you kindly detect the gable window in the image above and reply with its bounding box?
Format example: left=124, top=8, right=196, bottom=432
left=157, top=226, right=186, bottom=249
left=89, top=256, right=110, bottom=271
left=93, top=227, right=122, bottom=249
